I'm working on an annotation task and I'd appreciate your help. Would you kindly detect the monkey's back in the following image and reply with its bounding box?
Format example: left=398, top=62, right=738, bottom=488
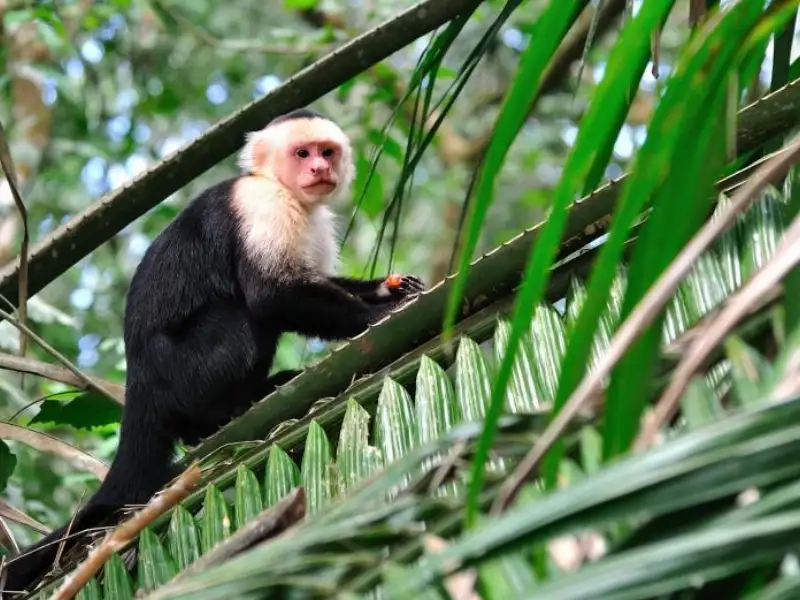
left=123, top=179, right=243, bottom=352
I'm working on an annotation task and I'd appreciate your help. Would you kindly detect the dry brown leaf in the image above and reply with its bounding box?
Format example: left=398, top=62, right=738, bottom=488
left=0, top=516, right=19, bottom=559
left=548, top=531, right=607, bottom=572
left=0, top=351, right=124, bottom=404
left=423, top=534, right=481, bottom=600
left=0, top=422, right=107, bottom=480
left=0, top=497, right=50, bottom=534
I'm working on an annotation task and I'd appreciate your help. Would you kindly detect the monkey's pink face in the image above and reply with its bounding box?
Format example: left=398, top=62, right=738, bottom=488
left=279, top=140, right=343, bottom=202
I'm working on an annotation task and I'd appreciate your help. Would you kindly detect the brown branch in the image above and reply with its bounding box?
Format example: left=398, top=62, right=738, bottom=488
left=0, top=0, right=487, bottom=308
left=49, top=463, right=203, bottom=600
left=0, top=351, right=124, bottom=402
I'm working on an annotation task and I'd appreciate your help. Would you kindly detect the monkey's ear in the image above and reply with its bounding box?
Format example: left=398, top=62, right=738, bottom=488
left=239, top=130, right=271, bottom=174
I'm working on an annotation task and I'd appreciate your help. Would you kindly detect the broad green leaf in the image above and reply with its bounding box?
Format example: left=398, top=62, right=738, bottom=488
left=415, top=356, right=459, bottom=445
left=725, top=336, right=770, bottom=405
left=479, top=553, right=538, bottom=600
left=102, top=553, right=134, bottom=600
left=337, top=399, right=381, bottom=494
left=234, top=465, right=264, bottom=530
left=741, top=186, right=787, bottom=281
left=264, top=445, right=299, bottom=507
left=757, top=575, right=800, bottom=600
left=200, top=485, right=232, bottom=554
left=493, top=320, right=545, bottom=412
left=525, top=513, right=800, bottom=599
left=680, top=377, right=724, bottom=429
left=76, top=577, right=101, bottom=600
left=529, top=304, right=567, bottom=400
left=138, top=528, right=176, bottom=592
left=579, top=427, right=603, bottom=476
left=374, top=378, right=417, bottom=466
left=383, top=563, right=445, bottom=600
left=454, top=336, right=492, bottom=423
left=606, top=91, right=727, bottom=457
left=167, top=505, right=201, bottom=572
left=302, top=420, right=334, bottom=516
left=379, top=397, right=800, bottom=598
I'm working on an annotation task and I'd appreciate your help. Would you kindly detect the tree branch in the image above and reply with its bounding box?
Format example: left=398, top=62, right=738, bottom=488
left=0, top=0, right=486, bottom=307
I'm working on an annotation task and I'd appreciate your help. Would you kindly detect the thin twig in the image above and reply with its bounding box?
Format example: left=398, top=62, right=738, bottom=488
left=0, top=301, right=123, bottom=405
left=0, top=351, right=124, bottom=401
left=637, top=212, right=800, bottom=449
left=49, top=462, right=203, bottom=600
left=0, top=119, right=31, bottom=379
left=54, top=489, right=88, bottom=569
left=490, top=134, right=800, bottom=514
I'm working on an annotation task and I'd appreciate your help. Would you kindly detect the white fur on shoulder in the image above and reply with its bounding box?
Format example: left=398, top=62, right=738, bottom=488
left=232, top=177, right=340, bottom=277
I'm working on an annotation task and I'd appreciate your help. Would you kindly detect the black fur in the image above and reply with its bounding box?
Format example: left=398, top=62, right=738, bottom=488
left=267, top=107, right=327, bottom=127
left=3, top=177, right=423, bottom=594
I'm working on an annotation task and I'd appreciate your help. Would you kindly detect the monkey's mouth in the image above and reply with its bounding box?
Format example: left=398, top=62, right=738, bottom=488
left=303, top=180, right=337, bottom=192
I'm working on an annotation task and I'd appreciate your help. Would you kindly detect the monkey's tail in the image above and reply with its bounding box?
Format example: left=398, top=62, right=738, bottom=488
left=2, top=390, right=176, bottom=596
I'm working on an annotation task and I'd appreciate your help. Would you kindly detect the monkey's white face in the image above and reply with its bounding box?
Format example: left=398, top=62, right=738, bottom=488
left=239, top=117, right=355, bottom=208
left=278, top=140, right=343, bottom=205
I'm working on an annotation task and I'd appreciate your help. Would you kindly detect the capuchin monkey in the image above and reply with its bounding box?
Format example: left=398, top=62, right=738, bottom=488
left=2, top=108, right=425, bottom=594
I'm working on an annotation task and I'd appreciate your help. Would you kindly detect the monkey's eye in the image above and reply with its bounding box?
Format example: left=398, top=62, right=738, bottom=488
left=296, top=148, right=310, bottom=159
left=321, top=148, right=335, bottom=158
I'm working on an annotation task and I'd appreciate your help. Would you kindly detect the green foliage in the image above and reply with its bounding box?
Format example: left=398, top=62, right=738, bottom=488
left=467, top=0, right=676, bottom=524
left=29, top=393, right=122, bottom=431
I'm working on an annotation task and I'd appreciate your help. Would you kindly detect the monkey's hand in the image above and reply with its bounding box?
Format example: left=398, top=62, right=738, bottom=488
left=384, top=274, right=426, bottom=299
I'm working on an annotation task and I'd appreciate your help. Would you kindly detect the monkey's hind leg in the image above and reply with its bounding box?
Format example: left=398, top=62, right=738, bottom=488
left=175, top=369, right=301, bottom=446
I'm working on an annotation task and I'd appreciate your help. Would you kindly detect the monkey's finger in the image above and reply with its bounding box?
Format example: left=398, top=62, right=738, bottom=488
left=398, top=276, right=425, bottom=294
